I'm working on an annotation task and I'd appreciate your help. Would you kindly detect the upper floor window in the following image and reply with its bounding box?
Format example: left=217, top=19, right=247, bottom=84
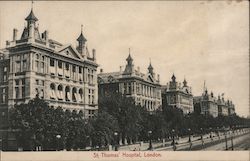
left=3, top=67, right=7, bottom=72
left=50, top=59, right=55, bottom=67
left=58, top=61, right=62, bottom=69
left=65, top=63, right=69, bottom=70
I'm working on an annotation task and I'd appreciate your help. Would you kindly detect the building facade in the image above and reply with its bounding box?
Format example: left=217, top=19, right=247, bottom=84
left=98, top=53, right=162, bottom=112
left=194, top=91, right=235, bottom=117
left=161, top=74, right=194, bottom=114
left=0, top=8, right=98, bottom=123
left=194, top=90, right=218, bottom=117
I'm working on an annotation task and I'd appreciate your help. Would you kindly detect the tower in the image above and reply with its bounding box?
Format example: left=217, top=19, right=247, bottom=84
left=25, top=6, right=38, bottom=39
left=123, top=48, right=134, bottom=74
left=183, top=78, right=187, bottom=87
left=148, top=59, right=154, bottom=78
left=77, top=25, right=87, bottom=57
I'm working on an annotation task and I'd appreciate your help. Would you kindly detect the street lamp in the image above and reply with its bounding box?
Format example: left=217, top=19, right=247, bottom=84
left=148, top=130, right=153, bottom=150
left=114, top=132, right=118, bottom=151
left=223, top=127, right=228, bottom=150
left=188, top=128, right=192, bottom=150
left=56, top=134, right=61, bottom=151
left=200, top=128, right=204, bottom=149
left=209, top=127, right=213, bottom=141
left=172, top=129, right=176, bottom=151
left=217, top=127, right=220, bottom=140
left=231, top=127, right=234, bottom=150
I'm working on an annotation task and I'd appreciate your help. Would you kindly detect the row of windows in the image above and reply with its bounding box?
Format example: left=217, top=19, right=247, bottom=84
left=50, top=59, right=95, bottom=84
left=49, top=83, right=95, bottom=104
left=121, top=82, right=161, bottom=98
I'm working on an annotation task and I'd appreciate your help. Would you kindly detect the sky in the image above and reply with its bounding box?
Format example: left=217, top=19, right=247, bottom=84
left=0, top=1, right=249, bottom=117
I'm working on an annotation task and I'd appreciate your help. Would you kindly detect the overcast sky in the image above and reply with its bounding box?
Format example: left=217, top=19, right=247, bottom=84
left=0, top=1, right=249, bottom=117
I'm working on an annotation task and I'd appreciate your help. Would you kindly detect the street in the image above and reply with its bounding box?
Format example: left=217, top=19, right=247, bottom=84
left=117, top=128, right=250, bottom=151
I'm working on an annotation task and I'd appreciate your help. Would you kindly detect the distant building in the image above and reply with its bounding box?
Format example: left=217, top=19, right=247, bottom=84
left=98, top=52, right=162, bottom=112
left=194, top=90, right=235, bottom=117
left=194, top=90, right=218, bottom=117
left=161, top=74, right=194, bottom=114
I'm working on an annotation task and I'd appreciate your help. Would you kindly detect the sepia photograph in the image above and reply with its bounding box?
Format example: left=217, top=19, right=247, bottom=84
left=0, top=0, right=249, bottom=161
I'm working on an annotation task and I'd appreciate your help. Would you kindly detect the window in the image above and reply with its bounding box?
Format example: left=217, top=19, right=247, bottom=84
left=15, top=80, right=19, bottom=85
left=40, top=89, right=44, bottom=99
left=2, top=88, right=6, bottom=103
left=73, top=66, right=76, bottom=72
left=36, top=54, right=40, bottom=59
left=58, top=61, right=62, bottom=68
left=41, top=62, right=44, bottom=73
left=3, top=67, right=7, bottom=72
left=23, top=60, right=27, bottom=71
left=41, top=80, right=45, bottom=86
left=35, top=61, right=39, bottom=72
left=50, top=59, right=55, bottom=67
left=3, top=74, right=7, bottom=82
left=22, top=79, right=25, bottom=85
left=36, top=79, right=39, bottom=85
left=79, top=67, right=82, bottom=73
left=16, top=61, right=21, bottom=72
left=22, top=86, right=25, bottom=98
left=15, top=87, right=19, bottom=99
left=65, top=63, right=69, bottom=70
left=42, top=56, right=45, bottom=61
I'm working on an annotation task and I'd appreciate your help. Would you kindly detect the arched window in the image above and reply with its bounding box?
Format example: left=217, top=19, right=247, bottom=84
left=72, top=87, right=77, bottom=102
left=65, top=86, right=70, bottom=101
left=79, top=89, right=83, bottom=102
left=50, top=83, right=56, bottom=99
left=57, top=84, right=63, bottom=100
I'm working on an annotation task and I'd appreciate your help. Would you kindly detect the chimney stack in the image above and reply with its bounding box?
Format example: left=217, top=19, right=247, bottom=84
left=42, top=30, right=48, bottom=41
left=92, top=49, right=96, bottom=61
left=157, top=74, right=160, bottom=82
left=13, top=28, right=18, bottom=41
left=120, top=66, right=123, bottom=72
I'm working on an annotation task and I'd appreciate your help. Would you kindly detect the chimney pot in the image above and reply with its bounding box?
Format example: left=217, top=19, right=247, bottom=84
left=92, top=49, right=96, bottom=60
left=13, top=28, right=18, bottom=41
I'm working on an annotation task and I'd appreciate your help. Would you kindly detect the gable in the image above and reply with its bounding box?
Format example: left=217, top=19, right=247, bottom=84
left=108, top=75, right=117, bottom=83
left=147, top=74, right=154, bottom=83
left=57, top=45, right=82, bottom=60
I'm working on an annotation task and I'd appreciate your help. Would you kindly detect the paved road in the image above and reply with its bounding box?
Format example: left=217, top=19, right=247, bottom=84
left=117, top=128, right=250, bottom=151
left=155, top=130, right=250, bottom=151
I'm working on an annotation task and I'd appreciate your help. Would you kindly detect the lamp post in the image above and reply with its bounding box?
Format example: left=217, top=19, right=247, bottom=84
left=114, top=132, right=118, bottom=151
left=217, top=127, right=220, bottom=140
left=223, top=127, right=228, bottom=150
left=56, top=134, right=61, bottom=151
left=172, top=129, right=176, bottom=151
left=231, top=127, right=234, bottom=150
left=200, top=128, right=204, bottom=149
left=209, top=127, right=213, bottom=141
left=148, top=131, right=152, bottom=150
left=188, top=128, right=192, bottom=150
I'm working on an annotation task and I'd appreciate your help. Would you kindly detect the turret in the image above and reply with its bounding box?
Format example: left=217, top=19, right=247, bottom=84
left=148, top=60, right=154, bottom=78
left=77, top=25, right=87, bottom=57
left=25, top=8, right=38, bottom=40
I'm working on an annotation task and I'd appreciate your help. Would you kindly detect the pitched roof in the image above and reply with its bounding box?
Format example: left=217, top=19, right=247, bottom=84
left=77, top=33, right=87, bottom=42
left=25, top=9, right=38, bottom=21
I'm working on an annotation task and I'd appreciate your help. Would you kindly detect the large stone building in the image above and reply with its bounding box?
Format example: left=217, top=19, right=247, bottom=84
left=98, top=52, right=162, bottom=112
left=194, top=90, right=235, bottom=117
left=193, top=90, right=218, bottom=117
left=0, top=8, right=98, bottom=127
left=161, top=74, right=194, bottom=114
